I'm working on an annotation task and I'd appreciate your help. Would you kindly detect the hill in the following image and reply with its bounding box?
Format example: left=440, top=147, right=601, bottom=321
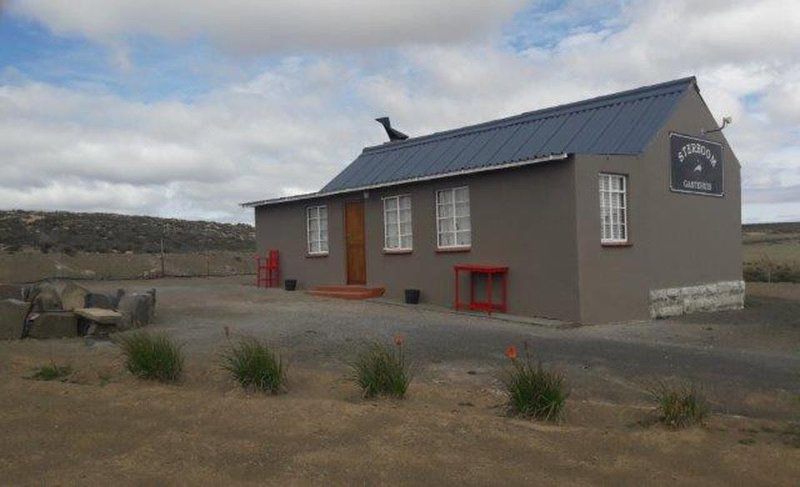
left=743, top=221, right=800, bottom=244
left=742, top=221, right=800, bottom=282
left=0, top=210, right=254, bottom=254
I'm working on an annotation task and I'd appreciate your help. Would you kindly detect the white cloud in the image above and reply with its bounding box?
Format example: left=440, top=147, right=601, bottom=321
left=9, top=0, right=525, bottom=53
left=0, top=59, right=371, bottom=222
left=1, top=0, right=799, bottom=223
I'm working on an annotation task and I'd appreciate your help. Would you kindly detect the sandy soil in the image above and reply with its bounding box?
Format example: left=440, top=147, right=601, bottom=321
left=1, top=277, right=798, bottom=485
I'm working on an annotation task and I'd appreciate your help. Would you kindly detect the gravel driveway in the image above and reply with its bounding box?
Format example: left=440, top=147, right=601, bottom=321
left=95, top=276, right=800, bottom=420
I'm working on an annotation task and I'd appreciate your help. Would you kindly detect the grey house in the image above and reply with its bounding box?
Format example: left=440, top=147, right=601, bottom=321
left=243, top=77, right=743, bottom=324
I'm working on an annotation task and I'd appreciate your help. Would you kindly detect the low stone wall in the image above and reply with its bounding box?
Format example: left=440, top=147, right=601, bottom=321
left=0, top=251, right=253, bottom=283
left=649, top=280, right=745, bottom=319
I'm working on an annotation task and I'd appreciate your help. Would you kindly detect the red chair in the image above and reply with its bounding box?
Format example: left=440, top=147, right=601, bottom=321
left=255, top=250, right=280, bottom=288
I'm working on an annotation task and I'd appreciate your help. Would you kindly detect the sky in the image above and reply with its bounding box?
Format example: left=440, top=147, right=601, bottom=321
left=0, top=0, right=798, bottom=224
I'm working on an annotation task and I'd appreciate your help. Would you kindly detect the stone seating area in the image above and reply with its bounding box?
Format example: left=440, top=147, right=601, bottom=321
left=0, top=281, right=156, bottom=340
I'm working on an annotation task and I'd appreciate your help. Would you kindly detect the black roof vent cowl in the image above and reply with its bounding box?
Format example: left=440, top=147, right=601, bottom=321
left=375, top=117, right=409, bottom=142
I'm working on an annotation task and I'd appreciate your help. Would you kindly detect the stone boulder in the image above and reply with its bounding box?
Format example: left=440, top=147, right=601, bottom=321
left=0, top=299, right=31, bottom=340
left=31, top=284, right=63, bottom=313
left=0, top=284, right=23, bottom=300
left=74, top=308, right=123, bottom=337
left=84, top=292, right=115, bottom=310
left=117, top=293, right=155, bottom=330
left=27, top=312, right=78, bottom=339
left=114, top=289, right=126, bottom=308
left=60, top=282, right=89, bottom=311
left=74, top=307, right=122, bottom=325
left=21, top=284, right=37, bottom=302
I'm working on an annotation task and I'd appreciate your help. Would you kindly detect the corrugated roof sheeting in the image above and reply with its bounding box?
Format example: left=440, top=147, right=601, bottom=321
left=319, top=77, right=694, bottom=193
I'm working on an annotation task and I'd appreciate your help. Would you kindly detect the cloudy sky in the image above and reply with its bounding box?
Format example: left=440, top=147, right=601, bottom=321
left=1, top=0, right=798, bottom=224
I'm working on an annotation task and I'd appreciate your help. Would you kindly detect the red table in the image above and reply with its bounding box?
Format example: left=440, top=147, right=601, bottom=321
left=453, top=264, right=509, bottom=314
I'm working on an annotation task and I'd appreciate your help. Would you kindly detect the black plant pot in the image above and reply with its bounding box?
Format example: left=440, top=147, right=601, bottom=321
left=284, top=279, right=297, bottom=291
left=404, top=289, right=420, bottom=305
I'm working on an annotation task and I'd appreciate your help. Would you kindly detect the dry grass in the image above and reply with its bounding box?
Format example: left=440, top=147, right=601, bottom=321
left=650, top=381, right=709, bottom=428
left=743, top=258, right=800, bottom=283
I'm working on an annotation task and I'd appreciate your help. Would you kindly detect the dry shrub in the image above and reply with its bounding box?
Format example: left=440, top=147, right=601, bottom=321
left=502, top=343, right=568, bottom=421
left=350, top=335, right=411, bottom=399
left=220, top=337, right=286, bottom=394
left=30, top=362, right=72, bottom=381
left=650, top=381, right=708, bottom=428
left=118, top=332, right=184, bottom=382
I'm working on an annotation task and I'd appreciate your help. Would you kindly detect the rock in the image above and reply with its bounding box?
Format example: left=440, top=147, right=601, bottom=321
left=115, top=289, right=126, bottom=308
left=84, top=293, right=114, bottom=310
left=0, top=299, right=31, bottom=340
left=27, top=312, right=78, bottom=339
left=31, top=285, right=63, bottom=312
left=21, top=284, right=37, bottom=302
left=117, top=293, right=155, bottom=330
left=0, top=284, right=23, bottom=300
left=73, top=308, right=123, bottom=325
left=60, top=282, right=89, bottom=311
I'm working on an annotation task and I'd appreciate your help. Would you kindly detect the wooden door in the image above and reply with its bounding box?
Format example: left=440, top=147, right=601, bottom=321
left=345, top=201, right=366, bottom=285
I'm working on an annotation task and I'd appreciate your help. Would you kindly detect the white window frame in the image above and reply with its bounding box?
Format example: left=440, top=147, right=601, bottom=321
left=306, top=205, right=328, bottom=255
left=435, top=186, right=471, bottom=249
left=599, top=173, right=628, bottom=244
left=382, top=195, right=413, bottom=252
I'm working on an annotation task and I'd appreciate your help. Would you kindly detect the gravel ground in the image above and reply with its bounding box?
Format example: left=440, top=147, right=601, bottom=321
left=90, top=276, right=800, bottom=420
left=2, top=276, right=799, bottom=485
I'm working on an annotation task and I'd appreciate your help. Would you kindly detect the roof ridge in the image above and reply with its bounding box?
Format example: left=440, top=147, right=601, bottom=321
left=362, top=76, right=696, bottom=155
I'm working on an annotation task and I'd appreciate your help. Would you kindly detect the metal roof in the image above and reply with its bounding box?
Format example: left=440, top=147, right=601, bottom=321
left=243, top=77, right=695, bottom=207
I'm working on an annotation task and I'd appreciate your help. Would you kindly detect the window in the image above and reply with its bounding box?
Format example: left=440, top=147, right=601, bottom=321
left=599, top=173, right=628, bottom=244
left=306, top=205, right=328, bottom=254
left=383, top=195, right=412, bottom=251
left=436, top=186, right=471, bottom=248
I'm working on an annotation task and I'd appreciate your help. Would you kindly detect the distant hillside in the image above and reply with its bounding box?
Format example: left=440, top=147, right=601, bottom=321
left=0, top=210, right=254, bottom=254
left=743, top=221, right=800, bottom=244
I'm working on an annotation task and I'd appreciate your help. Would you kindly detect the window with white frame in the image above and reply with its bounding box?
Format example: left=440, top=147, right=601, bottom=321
left=306, top=205, right=328, bottom=254
left=599, top=173, right=628, bottom=243
left=436, top=186, right=471, bottom=248
left=383, top=195, right=412, bottom=251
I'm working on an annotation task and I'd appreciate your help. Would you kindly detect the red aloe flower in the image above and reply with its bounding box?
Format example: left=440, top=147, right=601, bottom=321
left=394, top=334, right=405, bottom=347
left=505, top=345, right=517, bottom=360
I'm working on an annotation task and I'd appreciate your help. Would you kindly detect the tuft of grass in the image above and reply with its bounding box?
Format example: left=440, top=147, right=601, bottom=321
left=649, top=381, right=708, bottom=428
left=117, top=332, right=184, bottom=382
left=350, top=335, right=411, bottom=399
left=501, top=343, right=568, bottom=421
left=220, top=337, right=286, bottom=393
left=743, top=258, right=800, bottom=283
left=30, top=362, right=72, bottom=381
left=780, top=423, right=800, bottom=448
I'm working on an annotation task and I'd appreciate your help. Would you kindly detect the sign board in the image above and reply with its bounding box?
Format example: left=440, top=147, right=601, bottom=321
left=670, top=133, right=724, bottom=196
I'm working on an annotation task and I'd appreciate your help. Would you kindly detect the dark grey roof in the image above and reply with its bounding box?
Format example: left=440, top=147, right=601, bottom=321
left=320, top=77, right=696, bottom=194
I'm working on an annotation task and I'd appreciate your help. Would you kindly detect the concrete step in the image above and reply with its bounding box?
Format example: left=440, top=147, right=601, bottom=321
left=307, top=285, right=385, bottom=300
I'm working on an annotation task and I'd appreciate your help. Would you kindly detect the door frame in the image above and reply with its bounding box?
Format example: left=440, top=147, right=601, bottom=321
left=344, top=200, right=367, bottom=285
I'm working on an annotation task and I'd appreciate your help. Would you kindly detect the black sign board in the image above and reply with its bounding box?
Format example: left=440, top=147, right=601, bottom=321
left=670, top=133, right=724, bottom=196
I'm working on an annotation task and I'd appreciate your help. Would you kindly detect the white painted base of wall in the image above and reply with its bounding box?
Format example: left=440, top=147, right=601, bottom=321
left=649, top=280, right=745, bottom=319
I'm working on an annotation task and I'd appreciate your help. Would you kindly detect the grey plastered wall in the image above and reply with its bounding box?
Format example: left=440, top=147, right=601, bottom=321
left=364, top=161, right=581, bottom=321
left=574, top=87, right=742, bottom=324
left=255, top=195, right=348, bottom=288
left=255, top=160, right=583, bottom=321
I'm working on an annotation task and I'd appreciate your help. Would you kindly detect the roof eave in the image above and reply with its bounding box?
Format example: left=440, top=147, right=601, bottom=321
left=241, top=152, right=570, bottom=208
